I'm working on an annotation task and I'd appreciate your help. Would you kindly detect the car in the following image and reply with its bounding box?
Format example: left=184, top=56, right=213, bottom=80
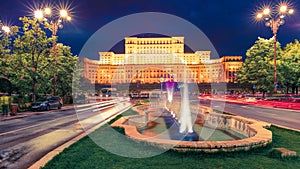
left=30, top=96, right=63, bottom=111
left=279, top=95, right=300, bottom=103
left=291, top=95, right=300, bottom=103
left=198, top=94, right=212, bottom=99
left=130, top=93, right=140, bottom=99
left=244, top=97, right=257, bottom=102
left=140, top=92, right=149, bottom=98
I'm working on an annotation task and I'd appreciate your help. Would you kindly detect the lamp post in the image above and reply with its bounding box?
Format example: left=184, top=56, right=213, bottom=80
left=34, top=7, right=71, bottom=96
left=256, top=3, right=294, bottom=93
left=159, top=75, right=164, bottom=96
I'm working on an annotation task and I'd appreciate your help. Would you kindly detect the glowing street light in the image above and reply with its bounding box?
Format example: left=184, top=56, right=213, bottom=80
left=59, top=9, right=68, bottom=18
left=288, top=9, right=294, bottom=14
left=263, top=8, right=270, bottom=15
left=34, top=6, right=72, bottom=96
left=34, top=10, right=44, bottom=20
left=256, top=13, right=263, bottom=19
left=44, top=7, right=52, bottom=15
left=1, top=26, right=10, bottom=33
left=255, top=3, right=294, bottom=93
left=280, top=5, right=288, bottom=13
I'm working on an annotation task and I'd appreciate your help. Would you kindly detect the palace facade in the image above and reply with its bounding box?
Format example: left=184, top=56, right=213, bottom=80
left=83, top=37, right=242, bottom=84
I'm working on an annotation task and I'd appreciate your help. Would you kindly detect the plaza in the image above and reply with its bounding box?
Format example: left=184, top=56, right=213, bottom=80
left=0, top=1, right=299, bottom=169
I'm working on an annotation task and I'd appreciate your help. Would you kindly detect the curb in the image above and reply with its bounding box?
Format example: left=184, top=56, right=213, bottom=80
left=0, top=105, right=75, bottom=121
left=270, top=123, right=300, bottom=133
left=0, top=114, right=29, bottom=121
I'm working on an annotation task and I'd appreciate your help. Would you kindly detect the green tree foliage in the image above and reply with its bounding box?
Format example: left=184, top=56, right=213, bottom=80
left=55, top=44, right=78, bottom=97
left=72, top=58, right=92, bottom=96
left=12, top=17, right=53, bottom=101
left=237, top=37, right=282, bottom=96
left=0, top=17, right=77, bottom=102
left=278, top=40, right=300, bottom=94
left=0, top=78, right=12, bottom=93
left=0, top=21, right=18, bottom=77
left=0, top=21, right=18, bottom=93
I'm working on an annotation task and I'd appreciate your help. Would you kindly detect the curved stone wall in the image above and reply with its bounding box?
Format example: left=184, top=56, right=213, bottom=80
left=111, top=106, right=272, bottom=152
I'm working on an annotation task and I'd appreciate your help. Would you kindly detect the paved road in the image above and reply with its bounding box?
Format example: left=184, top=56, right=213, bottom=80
left=199, top=100, right=300, bottom=130
left=0, top=98, right=131, bottom=169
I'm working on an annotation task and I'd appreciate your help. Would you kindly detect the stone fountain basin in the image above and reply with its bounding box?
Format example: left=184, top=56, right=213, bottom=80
left=111, top=106, right=272, bottom=153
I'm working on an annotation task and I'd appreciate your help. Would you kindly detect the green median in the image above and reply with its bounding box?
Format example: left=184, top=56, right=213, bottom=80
left=42, top=109, right=300, bottom=169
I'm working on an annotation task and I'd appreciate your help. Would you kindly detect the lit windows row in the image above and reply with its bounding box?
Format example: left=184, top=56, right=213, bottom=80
left=126, top=40, right=182, bottom=45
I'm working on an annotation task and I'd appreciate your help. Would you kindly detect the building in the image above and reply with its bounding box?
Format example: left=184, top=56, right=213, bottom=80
left=83, top=37, right=242, bottom=84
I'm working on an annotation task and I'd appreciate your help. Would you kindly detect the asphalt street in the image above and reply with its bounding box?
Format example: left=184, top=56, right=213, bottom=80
left=0, top=98, right=299, bottom=168
left=0, top=98, right=131, bottom=169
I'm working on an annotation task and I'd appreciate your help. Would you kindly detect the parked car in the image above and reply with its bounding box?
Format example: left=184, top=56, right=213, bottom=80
left=291, top=95, right=300, bottom=103
left=140, top=92, right=149, bottom=98
left=279, top=95, right=300, bottom=103
left=30, top=96, right=63, bottom=111
left=244, top=97, right=257, bottom=102
left=130, top=93, right=140, bottom=99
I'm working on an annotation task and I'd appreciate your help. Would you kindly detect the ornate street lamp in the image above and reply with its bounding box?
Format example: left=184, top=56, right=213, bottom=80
left=255, top=3, right=294, bottom=93
left=159, top=75, right=165, bottom=95
left=34, top=6, right=72, bottom=96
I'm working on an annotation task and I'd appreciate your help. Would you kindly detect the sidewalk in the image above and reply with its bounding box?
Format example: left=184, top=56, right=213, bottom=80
left=0, top=105, right=75, bottom=121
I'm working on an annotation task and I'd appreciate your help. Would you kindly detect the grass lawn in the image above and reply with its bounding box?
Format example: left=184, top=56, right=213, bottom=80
left=42, top=109, right=300, bottom=169
left=141, top=99, right=150, bottom=103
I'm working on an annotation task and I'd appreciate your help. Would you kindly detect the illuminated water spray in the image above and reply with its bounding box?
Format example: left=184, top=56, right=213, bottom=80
left=165, top=79, right=175, bottom=103
left=179, top=83, right=194, bottom=134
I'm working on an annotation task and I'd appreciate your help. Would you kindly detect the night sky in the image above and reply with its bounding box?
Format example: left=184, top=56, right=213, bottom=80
left=1, top=0, right=300, bottom=59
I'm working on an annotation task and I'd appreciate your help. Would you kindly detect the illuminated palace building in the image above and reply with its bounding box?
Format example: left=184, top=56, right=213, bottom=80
left=83, top=37, right=242, bottom=85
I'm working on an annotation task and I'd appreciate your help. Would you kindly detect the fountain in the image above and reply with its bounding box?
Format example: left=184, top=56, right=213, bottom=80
left=111, top=74, right=272, bottom=152
left=178, top=83, right=193, bottom=133
left=156, top=80, right=199, bottom=141
left=112, top=102, right=272, bottom=152
left=178, top=83, right=199, bottom=141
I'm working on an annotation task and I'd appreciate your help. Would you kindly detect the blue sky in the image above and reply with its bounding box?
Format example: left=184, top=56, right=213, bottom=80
left=1, top=0, right=300, bottom=59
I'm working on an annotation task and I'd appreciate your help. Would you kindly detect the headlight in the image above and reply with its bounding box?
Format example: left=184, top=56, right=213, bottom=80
left=41, top=103, right=46, bottom=106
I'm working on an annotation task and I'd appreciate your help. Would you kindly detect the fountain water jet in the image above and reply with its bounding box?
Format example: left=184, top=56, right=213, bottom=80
left=179, top=83, right=194, bottom=133
left=165, top=79, right=175, bottom=103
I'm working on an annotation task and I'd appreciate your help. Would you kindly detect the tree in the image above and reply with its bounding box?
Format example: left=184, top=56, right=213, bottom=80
left=237, top=37, right=283, bottom=97
left=0, top=21, right=18, bottom=58
left=0, top=20, right=18, bottom=94
left=278, top=40, right=300, bottom=94
left=0, top=21, right=18, bottom=74
left=0, top=77, right=12, bottom=93
left=0, top=16, right=77, bottom=103
left=72, top=58, right=90, bottom=94
left=54, top=43, right=78, bottom=97
left=12, top=17, right=53, bottom=101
